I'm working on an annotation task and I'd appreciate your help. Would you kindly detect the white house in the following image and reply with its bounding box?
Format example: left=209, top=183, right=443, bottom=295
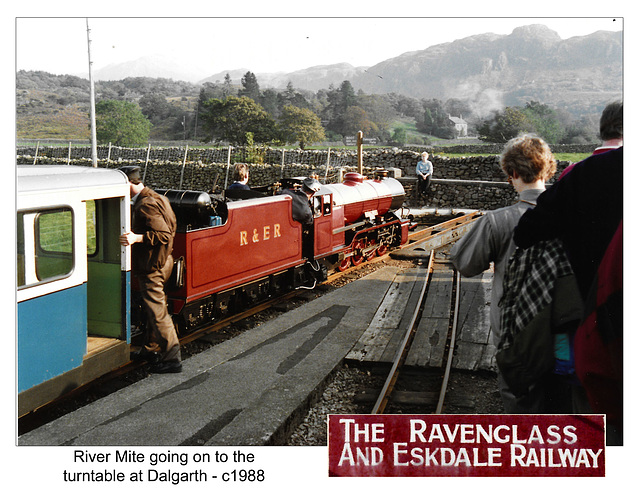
left=448, top=116, right=468, bottom=137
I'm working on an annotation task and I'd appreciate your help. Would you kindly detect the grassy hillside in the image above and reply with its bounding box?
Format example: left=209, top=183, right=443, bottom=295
left=17, top=104, right=90, bottom=139
left=16, top=87, right=90, bottom=139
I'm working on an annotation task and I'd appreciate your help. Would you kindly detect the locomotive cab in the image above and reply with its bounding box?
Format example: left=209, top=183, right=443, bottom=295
left=311, top=186, right=343, bottom=258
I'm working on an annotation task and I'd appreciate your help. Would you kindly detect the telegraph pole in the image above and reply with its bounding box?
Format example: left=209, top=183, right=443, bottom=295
left=86, top=18, right=98, bottom=167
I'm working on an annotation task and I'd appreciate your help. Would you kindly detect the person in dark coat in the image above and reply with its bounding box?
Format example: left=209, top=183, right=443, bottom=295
left=281, top=177, right=321, bottom=225
left=514, top=147, right=623, bottom=444
left=228, top=163, right=251, bottom=190
left=514, top=147, right=622, bottom=300
left=119, top=166, right=182, bottom=374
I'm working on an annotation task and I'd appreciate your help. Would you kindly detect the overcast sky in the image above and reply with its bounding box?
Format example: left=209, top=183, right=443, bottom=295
left=16, top=17, right=622, bottom=79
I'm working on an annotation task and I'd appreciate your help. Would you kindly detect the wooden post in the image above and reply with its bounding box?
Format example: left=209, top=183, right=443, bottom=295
left=67, top=141, right=72, bottom=165
left=179, top=145, right=188, bottom=190
left=107, top=142, right=112, bottom=163
left=357, top=131, right=364, bottom=175
left=142, top=144, right=151, bottom=183
left=224, top=146, right=232, bottom=189
left=323, top=148, right=331, bottom=183
left=281, top=148, right=286, bottom=179
left=33, top=141, right=39, bottom=165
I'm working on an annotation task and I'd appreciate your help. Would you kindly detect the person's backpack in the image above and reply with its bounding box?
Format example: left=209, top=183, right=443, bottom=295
left=497, top=239, right=583, bottom=397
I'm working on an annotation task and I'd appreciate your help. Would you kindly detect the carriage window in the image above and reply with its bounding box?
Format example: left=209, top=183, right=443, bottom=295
left=11, top=207, right=74, bottom=287
left=17, top=214, right=25, bottom=287
left=18, top=207, right=76, bottom=288
left=34, top=208, right=74, bottom=283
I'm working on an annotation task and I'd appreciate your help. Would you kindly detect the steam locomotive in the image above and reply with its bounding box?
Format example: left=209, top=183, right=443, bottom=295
left=158, top=170, right=411, bottom=333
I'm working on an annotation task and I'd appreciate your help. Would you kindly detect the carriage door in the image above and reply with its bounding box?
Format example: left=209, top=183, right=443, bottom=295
left=86, top=197, right=127, bottom=341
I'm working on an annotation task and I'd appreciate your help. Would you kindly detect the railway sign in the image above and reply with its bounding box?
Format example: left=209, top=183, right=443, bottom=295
left=345, top=136, right=378, bottom=146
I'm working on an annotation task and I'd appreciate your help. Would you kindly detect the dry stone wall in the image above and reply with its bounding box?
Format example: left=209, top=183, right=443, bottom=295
left=16, top=145, right=573, bottom=210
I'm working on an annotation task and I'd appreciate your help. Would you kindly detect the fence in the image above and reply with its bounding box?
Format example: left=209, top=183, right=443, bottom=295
left=16, top=143, right=572, bottom=210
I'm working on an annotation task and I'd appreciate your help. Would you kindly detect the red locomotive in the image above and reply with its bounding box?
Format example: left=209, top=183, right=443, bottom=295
left=154, top=171, right=410, bottom=333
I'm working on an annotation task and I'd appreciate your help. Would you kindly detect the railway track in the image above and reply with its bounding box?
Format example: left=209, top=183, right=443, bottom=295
left=369, top=252, right=463, bottom=415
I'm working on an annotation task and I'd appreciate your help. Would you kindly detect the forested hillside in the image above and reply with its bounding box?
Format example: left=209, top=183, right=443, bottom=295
left=16, top=68, right=603, bottom=146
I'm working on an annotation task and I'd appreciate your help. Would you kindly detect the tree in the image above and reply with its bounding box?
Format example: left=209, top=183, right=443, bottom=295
left=200, top=95, right=276, bottom=145
left=259, top=89, right=280, bottom=118
left=477, top=106, right=534, bottom=143
left=238, top=71, right=260, bottom=101
left=342, top=106, right=378, bottom=137
left=138, top=93, right=175, bottom=123
left=356, top=94, right=395, bottom=140
left=322, top=81, right=359, bottom=136
left=278, top=105, right=325, bottom=149
left=522, top=101, right=566, bottom=144
left=392, top=127, right=408, bottom=145
left=95, top=99, right=152, bottom=145
left=338, top=80, right=357, bottom=112
left=389, top=94, right=422, bottom=118
left=223, top=73, right=233, bottom=98
left=562, top=114, right=599, bottom=144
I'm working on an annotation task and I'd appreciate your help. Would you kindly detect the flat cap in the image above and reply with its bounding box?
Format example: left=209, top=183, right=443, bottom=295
left=119, top=166, right=142, bottom=184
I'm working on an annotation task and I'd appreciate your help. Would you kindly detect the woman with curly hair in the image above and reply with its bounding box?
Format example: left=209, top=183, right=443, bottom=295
left=450, top=134, right=557, bottom=413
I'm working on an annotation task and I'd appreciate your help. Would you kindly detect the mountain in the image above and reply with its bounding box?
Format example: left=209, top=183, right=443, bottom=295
left=200, top=63, right=368, bottom=92
left=347, top=25, right=622, bottom=116
left=93, top=54, right=209, bottom=83
left=21, top=24, right=622, bottom=122
left=193, top=25, right=621, bottom=116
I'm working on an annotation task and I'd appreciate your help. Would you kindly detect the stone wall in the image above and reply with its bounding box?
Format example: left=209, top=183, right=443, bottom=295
left=16, top=145, right=573, bottom=210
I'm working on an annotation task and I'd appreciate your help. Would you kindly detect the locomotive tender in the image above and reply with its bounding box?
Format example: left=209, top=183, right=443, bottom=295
left=17, top=165, right=409, bottom=414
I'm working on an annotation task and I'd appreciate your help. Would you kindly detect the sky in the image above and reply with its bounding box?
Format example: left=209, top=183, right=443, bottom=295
left=15, top=16, right=622, bottom=81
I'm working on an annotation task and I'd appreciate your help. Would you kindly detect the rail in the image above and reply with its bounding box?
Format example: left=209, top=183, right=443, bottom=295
left=390, top=211, right=480, bottom=259
left=371, top=250, right=434, bottom=414
left=435, top=270, right=461, bottom=414
left=370, top=261, right=462, bottom=414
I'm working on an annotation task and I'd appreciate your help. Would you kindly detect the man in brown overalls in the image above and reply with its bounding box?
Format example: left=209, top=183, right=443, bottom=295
left=119, top=166, right=182, bottom=374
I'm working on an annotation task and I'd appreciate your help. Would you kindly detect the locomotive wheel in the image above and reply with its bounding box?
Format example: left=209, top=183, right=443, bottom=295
left=351, top=239, right=366, bottom=266
left=338, top=257, right=351, bottom=271
left=376, top=244, right=388, bottom=256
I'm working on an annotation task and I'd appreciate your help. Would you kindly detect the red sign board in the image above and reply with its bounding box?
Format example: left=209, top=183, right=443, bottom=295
left=328, top=414, right=605, bottom=477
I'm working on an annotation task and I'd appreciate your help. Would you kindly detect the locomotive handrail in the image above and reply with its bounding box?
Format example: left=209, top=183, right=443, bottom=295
left=332, top=221, right=365, bottom=235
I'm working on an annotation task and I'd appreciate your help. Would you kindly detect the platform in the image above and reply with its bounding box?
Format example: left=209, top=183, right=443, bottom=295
left=19, top=262, right=495, bottom=446
left=347, top=262, right=496, bottom=371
